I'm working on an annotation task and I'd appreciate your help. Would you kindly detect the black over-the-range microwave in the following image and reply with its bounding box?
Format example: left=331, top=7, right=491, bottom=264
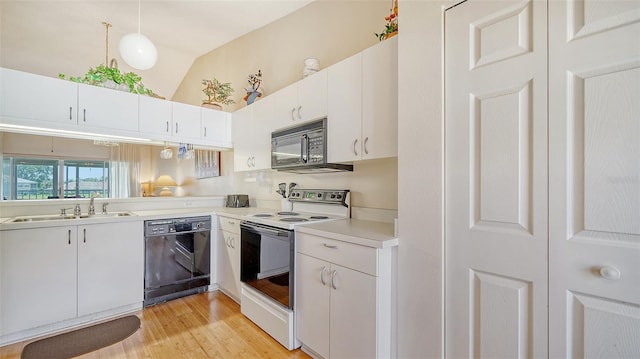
left=270, top=118, right=353, bottom=174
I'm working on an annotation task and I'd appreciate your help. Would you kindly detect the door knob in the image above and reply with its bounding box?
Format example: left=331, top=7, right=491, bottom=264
left=599, top=266, right=621, bottom=281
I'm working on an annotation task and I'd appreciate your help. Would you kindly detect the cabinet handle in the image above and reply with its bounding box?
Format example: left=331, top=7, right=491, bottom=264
left=175, top=122, right=179, bottom=134
left=251, top=156, right=256, bottom=167
left=296, top=106, right=302, bottom=120
left=353, top=139, right=359, bottom=156
left=230, top=237, right=235, bottom=249
left=83, top=228, right=86, bottom=243
left=320, top=266, right=327, bottom=286
left=83, top=109, right=87, bottom=122
left=68, top=229, right=71, bottom=244
left=364, top=137, right=369, bottom=155
left=331, top=270, right=338, bottom=290
left=599, top=266, right=621, bottom=281
left=69, top=107, right=73, bottom=120
left=323, top=243, right=338, bottom=249
left=204, top=126, right=207, bottom=137
left=247, top=157, right=252, bottom=167
left=290, top=108, right=296, bottom=121
left=166, top=121, right=169, bottom=133
left=228, top=220, right=235, bottom=225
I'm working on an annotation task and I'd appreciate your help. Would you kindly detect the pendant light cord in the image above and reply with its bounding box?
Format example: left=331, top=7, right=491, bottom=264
left=137, top=0, right=141, bottom=34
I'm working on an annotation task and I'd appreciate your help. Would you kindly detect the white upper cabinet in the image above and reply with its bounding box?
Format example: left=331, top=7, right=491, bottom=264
left=327, top=52, right=363, bottom=163
left=0, top=67, right=232, bottom=148
left=362, top=36, right=398, bottom=160
left=327, top=37, right=398, bottom=163
left=77, top=83, right=139, bottom=132
left=172, top=102, right=202, bottom=140
left=138, top=95, right=173, bottom=139
left=232, top=97, right=273, bottom=172
left=271, top=70, right=328, bottom=130
left=201, top=107, right=232, bottom=147
left=1, top=68, right=78, bottom=127
left=297, top=70, right=328, bottom=123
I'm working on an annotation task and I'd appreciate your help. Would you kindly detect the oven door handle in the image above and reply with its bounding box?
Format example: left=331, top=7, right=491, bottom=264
left=301, top=134, right=309, bottom=164
left=241, top=222, right=290, bottom=237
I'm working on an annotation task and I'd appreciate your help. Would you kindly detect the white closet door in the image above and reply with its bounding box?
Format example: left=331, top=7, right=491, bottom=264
left=444, top=0, right=548, bottom=357
left=549, top=1, right=640, bottom=357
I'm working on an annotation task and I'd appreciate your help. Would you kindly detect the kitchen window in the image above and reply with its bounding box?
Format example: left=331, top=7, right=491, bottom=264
left=2, top=157, right=109, bottom=200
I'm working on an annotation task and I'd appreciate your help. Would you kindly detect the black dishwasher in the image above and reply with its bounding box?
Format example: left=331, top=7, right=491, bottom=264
left=144, top=216, right=211, bottom=306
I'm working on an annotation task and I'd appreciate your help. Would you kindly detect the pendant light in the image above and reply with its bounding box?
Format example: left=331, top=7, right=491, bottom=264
left=119, top=0, right=157, bottom=70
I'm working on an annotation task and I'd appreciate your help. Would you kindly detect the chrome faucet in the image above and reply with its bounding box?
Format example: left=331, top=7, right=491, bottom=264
left=88, top=194, right=96, bottom=216
left=102, top=202, right=109, bottom=214
left=74, top=204, right=82, bottom=217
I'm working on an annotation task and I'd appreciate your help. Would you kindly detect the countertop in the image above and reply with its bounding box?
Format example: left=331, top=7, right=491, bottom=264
left=0, top=206, right=277, bottom=230
left=295, top=218, right=398, bottom=249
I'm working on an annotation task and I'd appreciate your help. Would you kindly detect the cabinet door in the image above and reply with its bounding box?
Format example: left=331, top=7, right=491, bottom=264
left=78, top=83, right=139, bottom=132
left=201, top=108, right=232, bottom=146
left=172, top=102, right=202, bottom=140
left=296, top=253, right=331, bottom=359
left=1, top=227, right=77, bottom=334
left=139, top=95, right=173, bottom=139
left=250, top=94, right=275, bottom=170
left=1, top=68, right=78, bottom=126
left=362, top=37, right=398, bottom=160
left=297, top=70, right=328, bottom=123
left=77, top=222, right=144, bottom=316
left=272, top=83, right=299, bottom=130
left=217, top=230, right=241, bottom=301
left=327, top=53, right=363, bottom=163
left=329, top=263, right=377, bottom=359
left=232, top=105, right=253, bottom=171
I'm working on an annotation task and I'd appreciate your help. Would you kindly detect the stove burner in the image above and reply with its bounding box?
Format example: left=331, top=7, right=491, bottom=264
left=277, top=212, right=299, bottom=216
left=280, top=217, right=308, bottom=222
left=253, top=214, right=274, bottom=218
left=309, top=216, right=329, bottom=220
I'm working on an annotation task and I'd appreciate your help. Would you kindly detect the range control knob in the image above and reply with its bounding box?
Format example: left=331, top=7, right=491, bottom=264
left=336, top=194, right=342, bottom=199
left=330, top=194, right=336, bottom=199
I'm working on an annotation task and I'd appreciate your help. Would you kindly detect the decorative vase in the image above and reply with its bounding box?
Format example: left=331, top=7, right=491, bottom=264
left=246, top=91, right=262, bottom=105
left=202, top=102, right=222, bottom=110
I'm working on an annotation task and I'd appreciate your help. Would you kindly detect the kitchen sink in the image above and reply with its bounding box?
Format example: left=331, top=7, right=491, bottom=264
left=8, top=212, right=136, bottom=223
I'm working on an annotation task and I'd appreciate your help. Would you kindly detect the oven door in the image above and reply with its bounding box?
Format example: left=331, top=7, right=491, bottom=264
left=240, top=221, right=294, bottom=309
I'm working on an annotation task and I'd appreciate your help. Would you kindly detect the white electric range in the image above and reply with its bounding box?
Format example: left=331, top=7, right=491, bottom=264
left=238, top=189, right=350, bottom=350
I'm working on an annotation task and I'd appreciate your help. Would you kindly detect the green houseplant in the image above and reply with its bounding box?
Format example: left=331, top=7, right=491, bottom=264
left=202, top=78, right=235, bottom=109
left=59, top=65, right=158, bottom=97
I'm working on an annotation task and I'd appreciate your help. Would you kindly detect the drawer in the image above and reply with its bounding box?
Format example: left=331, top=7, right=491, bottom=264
left=296, top=232, right=378, bottom=276
left=219, top=216, right=240, bottom=234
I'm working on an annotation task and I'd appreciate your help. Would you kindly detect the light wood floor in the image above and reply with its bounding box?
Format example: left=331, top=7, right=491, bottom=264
left=0, top=291, right=311, bottom=358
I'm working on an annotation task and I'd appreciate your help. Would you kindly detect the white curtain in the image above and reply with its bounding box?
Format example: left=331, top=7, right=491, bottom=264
left=109, top=143, right=141, bottom=198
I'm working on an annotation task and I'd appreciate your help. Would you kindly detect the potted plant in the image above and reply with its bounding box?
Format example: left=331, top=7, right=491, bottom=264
left=59, top=65, right=159, bottom=97
left=375, top=0, right=398, bottom=41
left=202, top=78, right=235, bottom=110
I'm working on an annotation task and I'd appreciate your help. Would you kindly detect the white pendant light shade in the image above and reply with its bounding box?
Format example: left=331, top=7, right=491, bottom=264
left=119, top=32, right=157, bottom=70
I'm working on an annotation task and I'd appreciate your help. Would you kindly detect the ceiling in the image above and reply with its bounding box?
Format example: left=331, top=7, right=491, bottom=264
left=0, top=0, right=315, bottom=99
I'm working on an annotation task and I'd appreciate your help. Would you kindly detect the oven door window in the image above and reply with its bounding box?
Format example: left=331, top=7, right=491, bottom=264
left=240, top=225, right=293, bottom=309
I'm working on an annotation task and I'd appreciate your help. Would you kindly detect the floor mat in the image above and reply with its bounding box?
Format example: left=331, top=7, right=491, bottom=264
left=21, top=315, right=140, bottom=359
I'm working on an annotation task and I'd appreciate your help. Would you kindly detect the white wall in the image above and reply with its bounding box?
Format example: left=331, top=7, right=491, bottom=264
left=397, top=1, right=452, bottom=357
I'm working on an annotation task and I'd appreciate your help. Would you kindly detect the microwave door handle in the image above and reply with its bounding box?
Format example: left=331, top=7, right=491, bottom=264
left=301, top=134, right=309, bottom=164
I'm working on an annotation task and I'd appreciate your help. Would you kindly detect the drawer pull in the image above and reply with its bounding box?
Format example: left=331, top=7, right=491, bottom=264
left=320, top=266, right=327, bottom=286
left=331, top=270, right=338, bottom=290
left=323, top=243, right=338, bottom=249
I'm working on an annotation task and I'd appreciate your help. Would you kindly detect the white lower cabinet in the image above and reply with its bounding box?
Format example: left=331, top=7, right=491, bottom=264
left=216, top=215, right=241, bottom=302
left=77, top=222, right=143, bottom=316
left=0, top=222, right=143, bottom=338
left=1, top=226, right=78, bottom=335
left=296, top=232, right=393, bottom=359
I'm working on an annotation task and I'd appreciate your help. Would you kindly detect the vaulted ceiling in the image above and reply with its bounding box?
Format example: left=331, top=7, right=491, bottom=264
left=0, top=1, right=314, bottom=99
